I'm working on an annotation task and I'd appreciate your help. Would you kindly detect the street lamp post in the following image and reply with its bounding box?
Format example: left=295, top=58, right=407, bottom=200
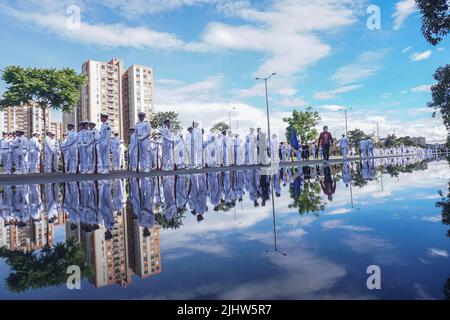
left=255, top=73, right=277, bottom=147
left=342, top=107, right=352, bottom=136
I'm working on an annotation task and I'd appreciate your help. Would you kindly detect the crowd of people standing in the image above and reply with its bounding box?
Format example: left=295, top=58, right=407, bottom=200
left=0, top=116, right=439, bottom=175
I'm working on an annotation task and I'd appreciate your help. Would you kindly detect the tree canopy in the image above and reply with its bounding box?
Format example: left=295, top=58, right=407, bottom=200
left=416, top=0, right=450, bottom=46
left=0, top=238, right=92, bottom=293
left=429, top=65, right=450, bottom=129
left=149, top=111, right=183, bottom=133
left=347, top=129, right=372, bottom=150
left=0, top=66, right=86, bottom=131
left=283, top=107, right=321, bottom=143
left=211, top=121, right=231, bottom=133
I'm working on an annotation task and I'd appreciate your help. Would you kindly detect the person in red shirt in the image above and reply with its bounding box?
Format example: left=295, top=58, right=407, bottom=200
left=318, top=126, right=334, bottom=162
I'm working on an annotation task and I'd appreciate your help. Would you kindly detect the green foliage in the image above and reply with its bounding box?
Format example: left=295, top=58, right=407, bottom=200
left=0, top=66, right=86, bottom=113
left=149, top=111, right=183, bottom=133
left=0, top=238, right=92, bottom=293
left=384, top=134, right=398, bottom=148
left=416, top=0, right=450, bottom=46
left=288, top=180, right=326, bottom=216
left=429, top=65, right=450, bottom=129
left=211, top=121, right=231, bottom=133
left=155, top=208, right=186, bottom=230
left=283, top=107, right=321, bottom=143
left=347, top=129, right=372, bottom=150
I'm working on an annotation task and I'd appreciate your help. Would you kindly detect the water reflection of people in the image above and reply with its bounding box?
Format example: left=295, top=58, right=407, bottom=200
left=342, top=161, right=352, bottom=187
left=321, top=165, right=336, bottom=201
left=140, top=177, right=156, bottom=236
left=29, top=184, right=42, bottom=222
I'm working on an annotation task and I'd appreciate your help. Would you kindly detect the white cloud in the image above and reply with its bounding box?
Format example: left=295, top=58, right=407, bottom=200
left=327, top=208, right=353, bottom=215
left=402, top=46, right=412, bottom=53
left=410, top=84, right=432, bottom=93
left=0, top=3, right=206, bottom=52
left=410, top=50, right=432, bottom=62
left=314, top=84, right=363, bottom=100
left=420, top=215, right=442, bottom=223
left=331, top=50, right=387, bottom=85
left=393, top=0, right=417, bottom=30
left=427, top=248, right=449, bottom=258
left=322, top=219, right=373, bottom=232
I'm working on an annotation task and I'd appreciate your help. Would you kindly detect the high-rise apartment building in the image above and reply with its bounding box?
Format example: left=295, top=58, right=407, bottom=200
left=64, top=59, right=154, bottom=142
left=1, top=102, right=50, bottom=137
left=78, top=58, right=124, bottom=137
left=123, top=64, right=154, bottom=142
left=50, top=122, right=64, bottom=141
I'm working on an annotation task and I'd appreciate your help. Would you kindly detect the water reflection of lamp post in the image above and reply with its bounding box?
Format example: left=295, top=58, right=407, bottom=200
left=266, top=174, right=287, bottom=256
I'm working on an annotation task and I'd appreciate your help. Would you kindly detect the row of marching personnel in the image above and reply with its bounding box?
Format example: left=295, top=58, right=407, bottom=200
left=0, top=112, right=283, bottom=174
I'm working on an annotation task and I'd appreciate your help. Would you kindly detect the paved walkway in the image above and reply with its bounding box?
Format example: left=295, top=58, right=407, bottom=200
left=0, top=154, right=428, bottom=186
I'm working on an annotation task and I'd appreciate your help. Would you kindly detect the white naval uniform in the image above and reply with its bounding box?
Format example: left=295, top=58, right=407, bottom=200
left=98, top=122, right=112, bottom=173
left=340, top=137, right=349, bottom=159
left=206, top=133, right=218, bottom=167
left=245, top=133, right=257, bottom=165
left=129, top=132, right=138, bottom=170
left=28, top=136, right=41, bottom=173
left=1, top=137, right=12, bottom=174
left=110, top=137, right=121, bottom=170
left=135, top=121, right=152, bottom=171
left=12, top=136, right=29, bottom=174
left=161, top=127, right=175, bottom=170
left=65, top=130, right=78, bottom=173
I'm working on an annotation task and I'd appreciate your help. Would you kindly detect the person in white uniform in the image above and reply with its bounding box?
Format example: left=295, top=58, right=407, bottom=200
left=28, top=132, right=41, bottom=173
left=77, top=122, right=89, bottom=173
left=98, top=113, right=112, bottom=174
left=206, top=128, right=217, bottom=167
left=271, top=134, right=280, bottom=164
left=0, top=132, right=12, bottom=174
left=192, top=122, right=204, bottom=168
left=12, top=130, right=28, bottom=174
left=245, top=128, right=257, bottom=165
left=174, top=131, right=185, bottom=169
left=64, top=124, right=78, bottom=174
left=44, top=132, right=58, bottom=173
left=135, top=112, right=152, bottom=172
left=110, top=132, right=121, bottom=171
left=161, top=119, right=175, bottom=170
left=87, top=122, right=99, bottom=174
left=339, top=134, right=349, bottom=159
left=128, top=127, right=138, bottom=171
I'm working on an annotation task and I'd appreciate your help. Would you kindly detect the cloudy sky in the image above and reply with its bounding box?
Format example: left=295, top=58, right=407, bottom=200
left=0, top=0, right=448, bottom=143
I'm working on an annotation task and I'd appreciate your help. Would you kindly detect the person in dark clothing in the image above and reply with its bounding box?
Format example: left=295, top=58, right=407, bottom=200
left=321, top=165, right=336, bottom=201
left=318, top=126, right=334, bottom=162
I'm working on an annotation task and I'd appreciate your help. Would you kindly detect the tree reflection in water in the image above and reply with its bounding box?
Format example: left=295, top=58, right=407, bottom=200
left=0, top=238, right=92, bottom=293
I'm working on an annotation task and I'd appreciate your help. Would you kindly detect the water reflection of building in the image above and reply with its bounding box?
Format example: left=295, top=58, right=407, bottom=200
left=65, top=202, right=161, bottom=288
left=126, top=202, right=161, bottom=279
left=0, top=218, right=54, bottom=252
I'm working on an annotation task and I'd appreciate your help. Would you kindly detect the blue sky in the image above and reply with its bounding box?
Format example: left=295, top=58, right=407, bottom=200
left=0, top=0, right=448, bottom=142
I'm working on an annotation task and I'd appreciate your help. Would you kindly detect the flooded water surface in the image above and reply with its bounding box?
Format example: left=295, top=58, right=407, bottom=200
left=1, top=157, right=450, bottom=300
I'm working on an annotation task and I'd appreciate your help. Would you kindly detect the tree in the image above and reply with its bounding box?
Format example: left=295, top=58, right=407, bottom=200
left=384, top=134, right=398, bottom=148
left=416, top=0, right=450, bottom=46
left=288, top=178, right=326, bottom=216
left=416, top=1, right=450, bottom=132
left=347, top=129, right=372, bottom=150
left=211, top=121, right=230, bottom=133
left=149, top=111, right=183, bottom=133
left=155, top=209, right=186, bottom=230
left=0, top=238, right=93, bottom=293
left=283, top=107, right=321, bottom=143
left=429, top=65, right=450, bottom=129
left=0, top=66, right=87, bottom=135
